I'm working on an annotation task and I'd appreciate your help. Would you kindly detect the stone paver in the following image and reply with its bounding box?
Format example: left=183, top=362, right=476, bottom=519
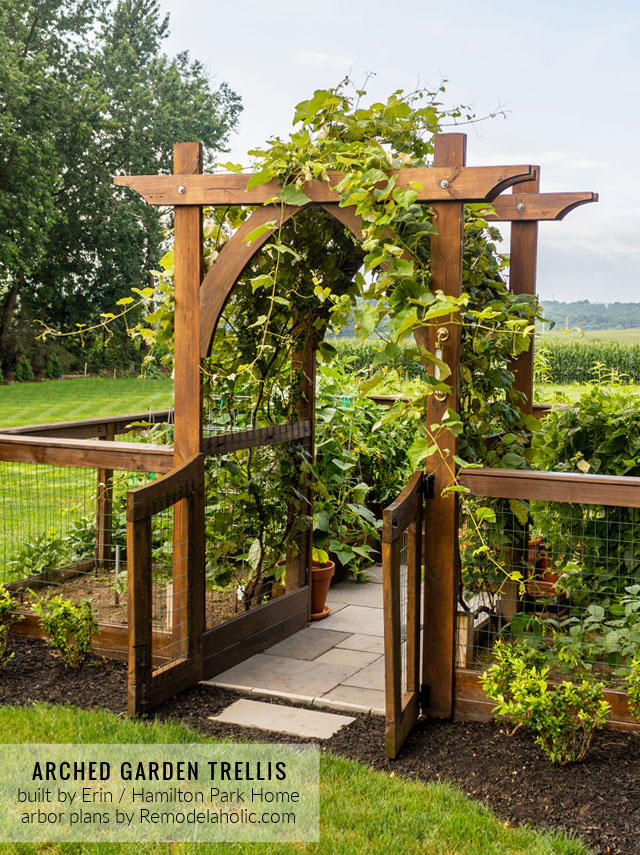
left=314, top=648, right=381, bottom=669
left=335, top=633, right=385, bottom=654
left=264, top=627, right=351, bottom=660
left=326, top=581, right=383, bottom=608
left=316, top=685, right=386, bottom=715
left=210, top=699, right=355, bottom=738
left=205, top=653, right=358, bottom=697
left=317, top=604, right=383, bottom=637
left=364, top=564, right=383, bottom=583
left=342, top=656, right=385, bottom=691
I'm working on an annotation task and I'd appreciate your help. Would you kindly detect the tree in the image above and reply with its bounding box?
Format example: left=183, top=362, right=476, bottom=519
left=0, top=0, right=241, bottom=374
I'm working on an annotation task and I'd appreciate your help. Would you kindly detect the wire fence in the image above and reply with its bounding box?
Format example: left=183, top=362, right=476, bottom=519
left=459, top=496, right=640, bottom=688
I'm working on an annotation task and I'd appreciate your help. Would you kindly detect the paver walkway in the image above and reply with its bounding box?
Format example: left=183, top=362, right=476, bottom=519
left=203, top=565, right=388, bottom=715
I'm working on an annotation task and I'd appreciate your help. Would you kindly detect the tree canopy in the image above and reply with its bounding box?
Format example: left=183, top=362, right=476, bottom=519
left=0, top=0, right=241, bottom=375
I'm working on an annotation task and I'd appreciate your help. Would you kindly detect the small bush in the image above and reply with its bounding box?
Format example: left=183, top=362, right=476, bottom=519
left=44, top=353, right=63, bottom=379
left=0, top=585, right=22, bottom=667
left=626, top=657, right=640, bottom=720
left=481, top=640, right=610, bottom=764
left=14, top=357, right=34, bottom=382
left=32, top=595, right=97, bottom=669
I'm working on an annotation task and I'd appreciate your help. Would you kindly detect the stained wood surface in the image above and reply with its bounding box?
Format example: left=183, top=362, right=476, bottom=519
left=487, top=191, right=597, bottom=222
left=423, top=133, right=466, bottom=719
left=202, top=420, right=311, bottom=455
left=202, top=588, right=309, bottom=678
left=383, top=470, right=423, bottom=758
left=459, top=467, right=640, bottom=507
left=126, top=454, right=204, bottom=522
left=115, top=165, right=538, bottom=207
left=0, top=411, right=173, bottom=439
left=508, top=174, right=539, bottom=414
left=383, top=470, right=423, bottom=542
left=0, top=433, right=173, bottom=472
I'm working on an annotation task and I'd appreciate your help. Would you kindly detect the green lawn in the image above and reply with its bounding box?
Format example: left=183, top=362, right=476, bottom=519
left=0, top=376, right=173, bottom=428
left=0, top=704, right=590, bottom=855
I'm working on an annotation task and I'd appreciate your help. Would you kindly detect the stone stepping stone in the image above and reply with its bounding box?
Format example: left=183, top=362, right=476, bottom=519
left=210, top=699, right=355, bottom=739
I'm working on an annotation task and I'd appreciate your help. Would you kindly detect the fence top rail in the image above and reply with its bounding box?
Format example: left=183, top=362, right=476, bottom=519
left=459, top=467, right=640, bottom=508
left=0, top=433, right=174, bottom=473
left=383, top=470, right=423, bottom=541
left=0, top=409, right=173, bottom=440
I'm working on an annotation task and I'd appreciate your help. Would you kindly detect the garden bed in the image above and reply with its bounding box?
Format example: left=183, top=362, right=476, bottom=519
left=1, top=635, right=638, bottom=854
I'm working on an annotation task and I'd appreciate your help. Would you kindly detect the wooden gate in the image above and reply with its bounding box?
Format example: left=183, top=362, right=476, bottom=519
left=382, top=470, right=424, bottom=759
left=127, top=454, right=205, bottom=716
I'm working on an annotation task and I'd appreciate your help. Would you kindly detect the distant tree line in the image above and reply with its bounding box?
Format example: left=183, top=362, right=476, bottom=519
left=0, top=0, right=241, bottom=379
left=541, top=300, right=640, bottom=331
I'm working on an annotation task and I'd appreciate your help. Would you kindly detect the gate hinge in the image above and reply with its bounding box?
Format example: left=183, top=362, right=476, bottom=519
left=423, top=474, right=435, bottom=500
left=419, top=683, right=431, bottom=713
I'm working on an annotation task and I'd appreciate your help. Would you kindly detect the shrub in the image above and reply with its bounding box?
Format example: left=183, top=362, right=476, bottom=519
left=626, top=657, right=640, bottom=720
left=13, top=357, right=34, bottom=382
left=481, top=640, right=610, bottom=764
left=44, top=353, right=63, bottom=379
left=0, top=585, right=22, bottom=666
left=32, top=595, right=97, bottom=668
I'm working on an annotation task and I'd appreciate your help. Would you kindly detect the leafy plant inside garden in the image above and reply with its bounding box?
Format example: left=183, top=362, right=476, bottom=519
left=0, top=584, right=22, bottom=667
left=31, top=594, right=97, bottom=668
left=481, top=640, right=610, bottom=764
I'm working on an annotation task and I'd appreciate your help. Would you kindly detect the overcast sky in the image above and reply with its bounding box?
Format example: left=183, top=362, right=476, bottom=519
left=158, top=0, right=639, bottom=303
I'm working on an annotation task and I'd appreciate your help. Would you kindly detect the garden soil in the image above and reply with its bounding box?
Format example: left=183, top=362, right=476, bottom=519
left=1, top=636, right=639, bottom=855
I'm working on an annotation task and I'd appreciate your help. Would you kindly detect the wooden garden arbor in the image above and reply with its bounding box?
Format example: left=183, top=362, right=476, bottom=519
left=115, top=135, right=598, bottom=720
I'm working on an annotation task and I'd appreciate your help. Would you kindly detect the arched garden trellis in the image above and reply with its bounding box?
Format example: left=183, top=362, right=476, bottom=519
left=5, top=132, right=627, bottom=747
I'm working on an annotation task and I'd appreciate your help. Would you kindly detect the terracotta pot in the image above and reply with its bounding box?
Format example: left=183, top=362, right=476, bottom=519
left=310, top=560, right=335, bottom=620
left=526, top=538, right=559, bottom=599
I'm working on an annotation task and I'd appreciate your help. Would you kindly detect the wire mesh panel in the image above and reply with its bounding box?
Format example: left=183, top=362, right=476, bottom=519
left=0, top=458, right=156, bottom=627
left=127, top=454, right=204, bottom=716
left=382, top=470, right=423, bottom=759
left=458, top=470, right=640, bottom=694
left=202, top=430, right=312, bottom=630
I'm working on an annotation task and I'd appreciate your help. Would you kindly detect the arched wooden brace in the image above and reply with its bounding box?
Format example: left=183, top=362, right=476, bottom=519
left=198, top=203, right=366, bottom=358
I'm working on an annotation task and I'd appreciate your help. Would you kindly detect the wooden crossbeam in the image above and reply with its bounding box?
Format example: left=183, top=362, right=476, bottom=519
left=114, top=165, right=538, bottom=206
left=488, top=191, right=598, bottom=222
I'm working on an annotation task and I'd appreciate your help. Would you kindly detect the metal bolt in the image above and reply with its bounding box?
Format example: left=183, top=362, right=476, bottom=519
left=517, top=202, right=525, bottom=211
left=440, top=179, right=449, bottom=189
left=177, top=185, right=186, bottom=195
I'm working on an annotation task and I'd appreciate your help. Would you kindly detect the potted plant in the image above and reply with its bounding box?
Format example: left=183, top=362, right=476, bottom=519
left=310, top=548, right=335, bottom=620
left=526, top=535, right=560, bottom=600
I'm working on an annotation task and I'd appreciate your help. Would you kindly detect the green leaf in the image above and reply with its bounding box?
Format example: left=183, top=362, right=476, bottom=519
left=244, top=221, right=277, bottom=246
left=278, top=184, right=312, bottom=206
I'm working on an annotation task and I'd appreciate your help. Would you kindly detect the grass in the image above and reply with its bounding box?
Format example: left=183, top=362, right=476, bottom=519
left=0, top=378, right=170, bottom=580
left=0, top=376, right=173, bottom=429
left=0, top=704, right=591, bottom=855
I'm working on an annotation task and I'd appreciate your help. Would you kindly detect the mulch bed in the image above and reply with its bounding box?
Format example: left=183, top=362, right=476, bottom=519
left=1, top=635, right=639, bottom=855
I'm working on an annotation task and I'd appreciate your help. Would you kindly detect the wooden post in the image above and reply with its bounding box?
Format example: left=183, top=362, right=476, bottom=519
left=172, top=142, right=204, bottom=657
left=96, top=422, right=115, bottom=568
left=422, top=133, right=466, bottom=718
left=502, top=173, right=540, bottom=620
left=288, top=331, right=315, bottom=597
left=508, top=172, right=540, bottom=414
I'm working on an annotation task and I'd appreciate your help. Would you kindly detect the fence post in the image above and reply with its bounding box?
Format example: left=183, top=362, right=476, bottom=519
left=508, top=172, right=540, bottom=414
left=172, top=142, right=204, bottom=659
left=96, top=422, right=115, bottom=568
left=422, top=133, right=466, bottom=718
